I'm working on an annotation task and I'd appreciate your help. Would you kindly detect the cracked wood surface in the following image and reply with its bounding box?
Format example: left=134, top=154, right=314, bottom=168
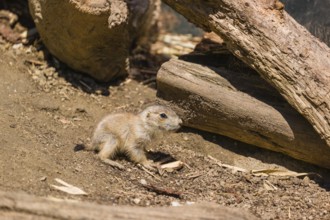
left=162, top=0, right=330, bottom=147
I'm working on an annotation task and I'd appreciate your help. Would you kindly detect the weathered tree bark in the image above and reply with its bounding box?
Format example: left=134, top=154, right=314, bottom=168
left=0, top=191, right=258, bottom=220
left=157, top=58, right=330, bottom=169
left=28, top=0, right=160, bottom=82
left=162, top=0, right=330, bottom=147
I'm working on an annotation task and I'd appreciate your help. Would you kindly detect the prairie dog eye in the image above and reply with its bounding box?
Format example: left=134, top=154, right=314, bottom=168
left=160, top=113, right=168, bottom=119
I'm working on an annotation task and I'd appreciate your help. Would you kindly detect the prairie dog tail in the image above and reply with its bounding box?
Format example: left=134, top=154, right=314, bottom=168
left=73, top=143, right=94, bottom=152
left=74, top=144, right=86, bottom=152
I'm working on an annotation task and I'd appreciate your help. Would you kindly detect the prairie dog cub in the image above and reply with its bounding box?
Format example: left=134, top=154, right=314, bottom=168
left=90, top=105, right=182, bottom=169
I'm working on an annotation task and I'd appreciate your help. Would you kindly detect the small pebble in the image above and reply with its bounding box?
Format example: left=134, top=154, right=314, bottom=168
left=39, top=176, right=47, bottom=181
left=303, top=176, right=310, bottom=185
left=140, top=179, right=147, bottom=185
left=171, top=201, right=181, bottom=207
left=133, top=198, right=141, bottom=205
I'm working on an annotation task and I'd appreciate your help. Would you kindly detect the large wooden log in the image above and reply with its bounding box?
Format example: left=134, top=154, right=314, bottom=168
left=28, top=0, right=160, bottom=82
left=0, top=191, right=257, bottom=220
left=162, top=0, right=330, bottom=147
left=157, top=58, right=330, bottom=169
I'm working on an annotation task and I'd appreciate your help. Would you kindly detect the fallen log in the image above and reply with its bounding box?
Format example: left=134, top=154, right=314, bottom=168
left=0, top=191, right=257, bottom=220
left=162, top=0, right=330, bottom=147
left=157, top=58, right=330, bottom=169
left=28, top=0, right=160, bottom=82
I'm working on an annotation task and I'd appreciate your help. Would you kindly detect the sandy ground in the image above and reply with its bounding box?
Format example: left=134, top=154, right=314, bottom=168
left=1, top=2, right=330, bottom=219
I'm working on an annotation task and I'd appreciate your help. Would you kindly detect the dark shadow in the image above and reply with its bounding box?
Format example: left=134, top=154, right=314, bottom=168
left=49, top=46, right=170, bottom=94
left=74, top=143, right=178, bottom=165
left=147, top=151, right=177, bottom=164
left=128, top=46, right=170, bottom=88
left=50, top=60, right=122, bottom=96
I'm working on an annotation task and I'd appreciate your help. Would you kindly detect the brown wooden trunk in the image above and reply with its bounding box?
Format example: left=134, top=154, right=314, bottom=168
left=0, top=191, right=258, bottom=220
left=157, top=58, right=330, bottom=169
left=162, top=0, right=330, bottom=147
left=28, top=0, right=160, bottom=82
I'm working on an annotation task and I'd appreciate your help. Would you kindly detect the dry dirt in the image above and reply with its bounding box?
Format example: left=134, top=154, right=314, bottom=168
left=1, top=2, right=330, bottom=220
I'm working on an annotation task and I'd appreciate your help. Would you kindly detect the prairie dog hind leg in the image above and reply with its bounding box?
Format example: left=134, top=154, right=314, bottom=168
left=94, top=134, right=125, bottom=170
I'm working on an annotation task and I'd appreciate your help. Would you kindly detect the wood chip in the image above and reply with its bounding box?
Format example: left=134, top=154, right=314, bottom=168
left=160, top=161, right=184, bottom=170
left=51, top=178, right=87, bottom=195
left=39, top=176, right=47, bottom=181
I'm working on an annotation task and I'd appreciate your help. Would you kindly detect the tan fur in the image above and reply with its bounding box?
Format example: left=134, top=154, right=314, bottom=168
left=90, top=105, right=182, bottom=169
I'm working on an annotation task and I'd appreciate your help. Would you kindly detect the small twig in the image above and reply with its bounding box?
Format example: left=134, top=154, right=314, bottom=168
left=139, top=165, right=162, bottom=181
left=208, top=155, right=247, bottom=173
left=142, top=76, right=156, bottom=85
left=183, top=162, right=192, bottom=170
left=24, top=59, right=44, bottom=66
left=186, top=172, right=204, bottom=180
left=79, top=80, right=92, bottom=91
left=140, top=183, right=183, bottom=198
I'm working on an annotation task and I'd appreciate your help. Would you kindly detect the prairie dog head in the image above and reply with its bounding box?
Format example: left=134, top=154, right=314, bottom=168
left=139, top=105, right=182, bottom=131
